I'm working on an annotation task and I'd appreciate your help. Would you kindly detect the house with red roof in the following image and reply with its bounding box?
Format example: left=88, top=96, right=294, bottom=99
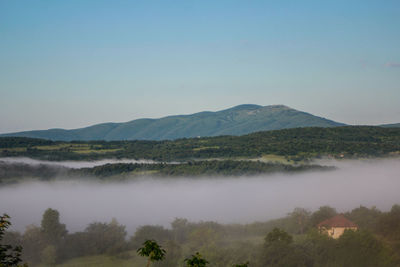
left=317, top=214, right=358, bottom=239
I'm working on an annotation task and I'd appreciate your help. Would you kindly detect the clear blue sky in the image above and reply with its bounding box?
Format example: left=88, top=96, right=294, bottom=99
left=1, top=0, right=399, bottom=133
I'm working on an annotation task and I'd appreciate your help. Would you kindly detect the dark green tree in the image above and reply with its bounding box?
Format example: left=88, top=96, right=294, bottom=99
left=262, top=228, right=310, bottom=267
left=41, top=208, right=67, bottom=246
left=265, top=228, right=293, bottom=244
left=376, top=204, right=400, bottom=241
left=301, top=229, right=337, bottom=266
left=0, top=214, right=25, bottom=267
left=335, top=229, right=395, bottom=266
left=309, top=206, right=337, bottom=227
left=171, top=218, right=190, bottom=243
left=345, top=205, right=382, bottom=230
left=84, top=218, right=127, bottom=255
left=21, top=225, right=44, bottom=265
left=154, top=240, right=181, bottom=267
left=137, top=240, right=166, bottom=267
left=184, top=252, right=209, bottom=267
left=288, top=207, right=310, bottom=234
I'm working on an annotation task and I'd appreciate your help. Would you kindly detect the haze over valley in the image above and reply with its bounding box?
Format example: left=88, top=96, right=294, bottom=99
left=1, top=158, right=399, bottom=235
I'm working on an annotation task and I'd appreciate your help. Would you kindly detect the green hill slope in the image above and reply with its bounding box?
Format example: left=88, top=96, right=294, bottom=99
left=2, top=126, right=399, bottom=162
left=0, top=104, right=345, bottom=141
left=380, top=123, right=400, bottom=128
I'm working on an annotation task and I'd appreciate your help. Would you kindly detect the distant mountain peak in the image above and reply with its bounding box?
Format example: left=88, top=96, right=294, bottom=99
left=228, top=104, right=263, bottom=110
left=0, top=104, right=345, bottom=141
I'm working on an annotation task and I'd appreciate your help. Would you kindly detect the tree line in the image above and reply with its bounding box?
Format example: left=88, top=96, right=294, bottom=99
left=2, top=204, right=400, bottom=266
left=76, top=160, right=333, bottom=178
left=0, top=160, right=333, bottom=185
left=1, top=126, right=400, bottom=161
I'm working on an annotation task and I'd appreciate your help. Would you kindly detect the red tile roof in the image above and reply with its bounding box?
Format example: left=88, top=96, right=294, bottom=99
left=317, top=214, right=358, bottom=228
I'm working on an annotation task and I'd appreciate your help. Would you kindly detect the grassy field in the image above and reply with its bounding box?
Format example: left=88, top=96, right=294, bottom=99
left=72, top=148, right=123, bottom=154
left=34, top=144, right=72, bottom=150
left=258, top=154, right=291, bottom=164
left=192, top=146, right=220, bottom=151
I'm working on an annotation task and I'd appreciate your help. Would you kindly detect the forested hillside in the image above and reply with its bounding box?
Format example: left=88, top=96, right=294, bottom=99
left=1, top=126, right=399, bottom=162
left=0, top=105, right=344, bottom=141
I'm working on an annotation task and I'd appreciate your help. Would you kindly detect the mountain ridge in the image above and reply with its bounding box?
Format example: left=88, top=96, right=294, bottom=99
left=380, top=123, right=400, bottom=128
left=1, top=104, right=345, bottom=141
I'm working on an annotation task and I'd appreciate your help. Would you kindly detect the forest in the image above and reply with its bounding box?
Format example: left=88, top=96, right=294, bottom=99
left=0, top=160, right=335, bottom=185
left=1, top=204, right=400, bottom=266
left=75, top=160, right=333, bottom=178
left=1, top=126, right=400, bottom=162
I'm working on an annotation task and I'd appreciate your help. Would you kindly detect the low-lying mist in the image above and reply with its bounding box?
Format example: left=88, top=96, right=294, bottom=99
left=1, top=158, right=399, bottom=234
left=0, top=157, right=157, bottom=168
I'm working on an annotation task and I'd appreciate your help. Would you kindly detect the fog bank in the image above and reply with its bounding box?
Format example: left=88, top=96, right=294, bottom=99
left=0, top=157, right=157, bottom=168
left=0, top=159, right=399, bottom=234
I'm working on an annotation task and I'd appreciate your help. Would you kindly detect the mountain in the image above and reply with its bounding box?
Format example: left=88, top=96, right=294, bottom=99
left=379, top=123, right=400, bottom=128
left=0, top=104, right=345, bottom=141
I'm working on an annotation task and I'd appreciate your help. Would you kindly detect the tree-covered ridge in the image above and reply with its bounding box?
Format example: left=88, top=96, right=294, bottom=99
left=380, top=123, right=400, bottom=128
left=75, top=161, right=334, bottom=178
left=1, top=126, right=399, bottom=162
left=0, top=160, right=334, bottom=184
left=0, top=104, right=344, bottom=141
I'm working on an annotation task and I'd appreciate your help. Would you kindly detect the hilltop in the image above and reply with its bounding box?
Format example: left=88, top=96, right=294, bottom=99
left=0, top=104, right=344, bottom=141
